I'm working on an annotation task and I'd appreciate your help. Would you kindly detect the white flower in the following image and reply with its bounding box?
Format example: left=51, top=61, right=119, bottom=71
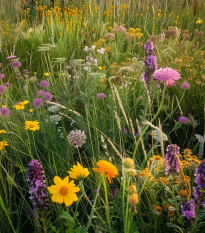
left=49, top=115, right=62, bottom=124
left=91, top=45, right=96, bottom=51
left=195, top=134, right=205, bottom=143
left=151, top=129, right=167, bottom=141
left=97, top=48, right=105, bottom=54
left=94, top=59, right=97, bottom=66
left=67, top=129, right=87, bottom=148
left=83, top=46, right=89, bottom=53
left=48, top=105, right=61, bottom=113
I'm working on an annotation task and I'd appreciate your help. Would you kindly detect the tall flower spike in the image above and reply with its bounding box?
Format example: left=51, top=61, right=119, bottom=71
left=27, top=160, right=48, bottom=213
left=165, top=144, right=180, bottom=175
left=181, top=201, right=195, bottom=228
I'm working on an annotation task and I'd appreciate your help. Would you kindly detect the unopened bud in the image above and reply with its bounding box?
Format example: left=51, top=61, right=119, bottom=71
left=129, top=193, right=138, bottom=205
left=128, top=185, right=136, bottom=195
left=127, top=168, right=136, bottom=177
left=131, top=205, right=136, bottom=212
left=123, top=158, right=134, bottom=169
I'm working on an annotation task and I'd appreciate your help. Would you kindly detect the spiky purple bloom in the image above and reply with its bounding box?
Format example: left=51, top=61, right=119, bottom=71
left=181, top=201, right=195, bottom=228
left=181, top=82, right=190, bottom=90
left=97, top=93, right=106, bottom=99
left=179, top=116, right=189, bottom=124
left=165, top=144, right=180, bottom=175
left=0, top=74, right=5, bottom=79
left=43, top=92, right=53, bottom=101
left=143, top=39, right=157, bottom=82
left=7, top=55, right=17, bottom=60
left=36, top=90, right=44, bottom=97
left=27, top=159, right=48, bottom=212
left=0, top=107, right=10, bottom=117
left=33, top=98, right=43, bottom=108
left=40, top=80, right=49, bottom=88
left=192, top=159, right=205, bottom=207
left=0, top=85, right=7, bottom=93
left=12, top=61, right=21, bottom=68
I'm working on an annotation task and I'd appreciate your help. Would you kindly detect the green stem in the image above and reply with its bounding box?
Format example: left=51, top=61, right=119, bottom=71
left=172, top=185, right=184, bottom=226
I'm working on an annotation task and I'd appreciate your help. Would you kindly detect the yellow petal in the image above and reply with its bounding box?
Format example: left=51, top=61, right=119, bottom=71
left=63, top=176, right=69, bottom=185
left=54, top=176, right=63, bottom=186
left=67, top=180, right=75, bottom=188
left=63, top=194, right=74, bottom=206
left=51, top=193, right=63, bottom=204
left=47, top=186, right=60, bottom=194
left=70, top=186, right=81, bottom=193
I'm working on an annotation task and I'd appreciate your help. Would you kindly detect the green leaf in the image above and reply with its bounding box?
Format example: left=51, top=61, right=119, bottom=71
left=166, top=223, right=183, bottom=233
left=60, top=210, right=74, bottom=224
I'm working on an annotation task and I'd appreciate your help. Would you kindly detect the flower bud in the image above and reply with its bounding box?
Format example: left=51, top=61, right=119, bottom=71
left=127, top=168, right=136, bottom=177
left=129, top=193, right=138, bottom=205
left=128, top=185, right=136, bottom=195
left=123, top=158, right=134, bottom=169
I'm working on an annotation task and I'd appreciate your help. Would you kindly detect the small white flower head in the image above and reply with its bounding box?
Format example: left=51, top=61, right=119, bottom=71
left=67, top=129, right=87, bottom=148
left=97, top=48, right=105, bottom=54
left=48, top=105, right=61, bottom=113
left=91, top=45, right=96, bottom=51
left=83, top=46, right=89, bottom=53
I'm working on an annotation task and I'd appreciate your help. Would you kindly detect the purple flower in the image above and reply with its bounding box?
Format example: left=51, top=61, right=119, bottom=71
left=23, top=86, right=26, bottom=90
left=181, top=82, right=190, bottom=90
left=111, top=187, right=119, bottom=196
left=43, top=92, right=53, bottom=101
left=90, top=200, right=94, bottom=204
left=12, top=61, right=21, bottom=68
left=157, top=84, right=160, bottom=88
left=73, top=141, right=78, bottom=147
left=23, top=70, right=27, bottom=72
left=165, top=144, right=180, bottom=175
left=26, top=71, right=30, bottom=74
left=17, top=73, right=20, bottom=76
left=0, top=74, right=5, bottom=79
left=40, top=80, right=49, bottom=88
left=4, top=83, right=11, bottom=86
left=179, top=116, right=189, bottom=124
left=0, top=107, right=10, bottom=117
left=33, top=98, right=43, bottom=108
left=27, top=159, right=48, bottom=212
left=94, top=189, right=97, bottom=195
left=97, top=93, right=106, bottom=99
left=6, top=55, right=17, bottom=60
left=123, top=127, right=128, bottom=134
left=181, top=201, right=195, bottom=228
left=144, top=40, right=154, bottom=53
left=0, top=85, right=7, bottom=92
left=36, top=90, right=44, bottom=97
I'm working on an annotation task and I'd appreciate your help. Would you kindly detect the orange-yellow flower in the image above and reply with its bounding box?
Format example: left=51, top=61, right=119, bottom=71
left=179, top=190, right=188, bottom=197
left=47, top=176, right=80, bottom=206
left=68, top=162, right=89, bottom=181
left=93, top=160, right=118, bottom=184
left=24, top=121, right=40, bottom=131
left=13, top=100, right=29, bottom=110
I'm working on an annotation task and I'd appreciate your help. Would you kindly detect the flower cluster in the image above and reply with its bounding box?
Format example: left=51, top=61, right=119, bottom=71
left=33, top=88, right=53, bottom=108
left=67, top=129, right=87, bottom=148
left=165, top=144, right=180, bottom=175
left=181, top=201, right=195, bottom=228
left=27, top=160, right=48, bottom=212
left=143, top=39, right=157, bottom=83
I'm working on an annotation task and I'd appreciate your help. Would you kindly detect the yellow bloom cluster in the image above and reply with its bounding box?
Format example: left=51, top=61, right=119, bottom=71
left=127, top=28, right=143, bottom=39
left=94, top=38, right=106, bottom=47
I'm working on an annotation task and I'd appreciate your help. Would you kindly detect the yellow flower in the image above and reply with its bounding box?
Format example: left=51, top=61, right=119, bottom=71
left=0, top=130, right=6, bottom=134
left=44, top=72, right=50, bottom=76
left=98, top=66, right=103, bottom=70
left=179, top=190, right=188, bottom=197
left=2, top=105, right=7, bottom=108
left=129, top=193, right=138, bottom=205
left=29, top=109, right=33, bottom=112
left=13, top=100, right=29, bottom=110
left=47, top=176, right=80, bottom=206
left=68, top=162, right=89, bottom=181
left=24, top=121, right=40, bottom=131
left=196, top=19, right=203, bottom=24
left=93, top=160, right=118, bottom=184
left=0, top=140, right=8, bottom=150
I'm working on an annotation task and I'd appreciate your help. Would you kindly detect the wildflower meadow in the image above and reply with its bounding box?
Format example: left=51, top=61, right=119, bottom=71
left=1, top=0, right=205, bottom=232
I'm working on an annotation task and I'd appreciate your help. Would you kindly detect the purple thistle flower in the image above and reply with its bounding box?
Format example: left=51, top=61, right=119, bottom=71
left=12, top=61, right=21, bottom=68
left=43, top=92, right=53, bottom=101
left=40, top=80, right=49, bottom=88
left=7, top=55, right=17, bottom=60
left=23, top=86, right=26, bottom=90
left=143, top=39, right=157, bottom=83
left=33, top=98, right=43, bottom=108
left=0, top=85, right=7, bottom=92
left=4, top=83, right=11, bottom=86
left=0, top=107, right=10, bottom=117
left=17, top=73, right=20, bottom=76
left=23, top=70, right=27, bottom=72
left=0, top=74, right=5, bottom=79
left=179, top=116, right=189, bottom=124
left=181, top=82, right=190, bottom=90
left=165, top=144, right=180, bottom=175
left=36, top=90, right=44, bottom=97
left=97, top=93, right=106, bottom=99
left=27, top=159, right=48, bottom=212
left=181, top=201, right=195, bottom=228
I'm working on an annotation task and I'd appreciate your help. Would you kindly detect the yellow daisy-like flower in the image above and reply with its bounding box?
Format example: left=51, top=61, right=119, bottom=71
left=68, top=162, right=89, bottom=181
left=44, top=72, right=50, bottom=76
left=47, top=176, right=80, bottom=206
left=13, top=100, right=29, bottom=110
left=92, top=160, right=118, bottom=184
left=0, top=140, right=8, bottom=150
left=196, top=19, right=203, bottom=24
left=24, top=121, right=40, bottom=131
left=2, top=105, right=7, bottom=108
left=0, top=130, right=6, bottom=134
left=29, top=109, right=33, bottom=112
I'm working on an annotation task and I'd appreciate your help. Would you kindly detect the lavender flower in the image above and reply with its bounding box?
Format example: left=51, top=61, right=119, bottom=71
left=42, top=92, right=53, bottom=101
left=0, top=107, right=10, bottom=117
left=0, top=74, right=5, bottom=79
left=165, top=144, right=180, bottom=175
left=179, top=116, right=189, bottom=124
left=143, top=39, right=157, bottom=83
left=37, top=90, right=44, bottom=97
left=181, top=82, right=190, bottom=90
left=97, top=93, right=106, bottom=99
left=27, top=159, right=48, bottom=212
left=12, top=61, right=21, bottom=68
left=40, top=80, right=49, bottom=88
left=33, top=98, right=43, bottom=108
left=181, top=201, right=195, bottom=228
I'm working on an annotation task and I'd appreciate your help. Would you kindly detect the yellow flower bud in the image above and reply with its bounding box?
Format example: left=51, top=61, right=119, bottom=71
left=128, top=185, right=136, bottom=195
left=127, top=169, right=136, bottom=177
left=129, top=193, right=138, bottom=205
left=123, top=158, right=134, bottom=168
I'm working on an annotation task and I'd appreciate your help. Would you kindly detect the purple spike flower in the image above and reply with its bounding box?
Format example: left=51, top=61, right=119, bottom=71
left=165, top=144, right=180, bottom=175
left=181, top=201, right=195, bottom=228
left=27, top=159, right=48, bottom=212
left=143, top=39, right=157, bottom=83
